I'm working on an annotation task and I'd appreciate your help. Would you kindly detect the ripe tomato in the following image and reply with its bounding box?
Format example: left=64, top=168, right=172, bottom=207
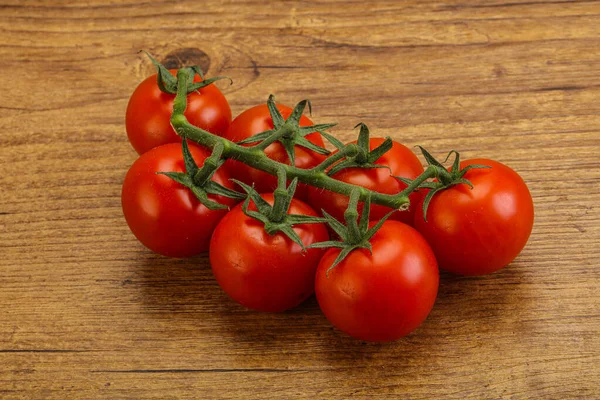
left=414, top=159, right=534, bottom=276
left=222, top=103, right=326, bottom=198
left=126, top=69, right=231, bottom=155
left=121, top=142, right=236, bottom=257
left=307, top=138, right=424, bottom=225
left=315, top=221, right=439, bottom=342
left=210, top=194, right=329, bottom=312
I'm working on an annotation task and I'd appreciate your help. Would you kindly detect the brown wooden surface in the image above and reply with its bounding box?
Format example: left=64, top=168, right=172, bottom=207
left=1, top=1, right=599, bottom=399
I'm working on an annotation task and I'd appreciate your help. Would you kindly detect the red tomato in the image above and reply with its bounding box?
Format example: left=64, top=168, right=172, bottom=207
left=307, top=138, right=424, bottom=225
left=121, top=143, right=236, bottom=257
left=126, top=69, right=231, bottom=155
left=414, top=159, right=534, bottom=276
left=222, top=103, right=326, bottom=198
left=210, top=194, right=329, bottom=312
left=315, top=221, right=439, bottom=342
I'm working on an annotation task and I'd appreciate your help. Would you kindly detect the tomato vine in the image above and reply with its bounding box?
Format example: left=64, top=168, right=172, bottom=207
left=167, top=67, right=437, bottom=211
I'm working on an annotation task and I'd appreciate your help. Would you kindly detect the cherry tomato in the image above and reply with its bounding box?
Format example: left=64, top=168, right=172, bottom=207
left=126, top=69, right=231, bottom=155
left=122, top=143, right=236, bottom=257
left=414, top=159, right=534, bottom=276
left=315, top=221, right=439, bottom=342
left=210, top=194, right=329, bottom=312
left=222, top=103, right=326, bottom=198
left=307, top=138, right=424, bottom=225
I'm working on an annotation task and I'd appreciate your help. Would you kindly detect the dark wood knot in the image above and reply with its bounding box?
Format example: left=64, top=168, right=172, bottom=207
left=161, top=48, right=211, bottom=74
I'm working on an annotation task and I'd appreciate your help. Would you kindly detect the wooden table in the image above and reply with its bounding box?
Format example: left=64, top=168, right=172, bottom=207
left=1, top=1, right=599, bottom=398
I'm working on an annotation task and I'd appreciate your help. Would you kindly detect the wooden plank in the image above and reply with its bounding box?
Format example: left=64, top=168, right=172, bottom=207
left=1, top=0, right=599, bottom=398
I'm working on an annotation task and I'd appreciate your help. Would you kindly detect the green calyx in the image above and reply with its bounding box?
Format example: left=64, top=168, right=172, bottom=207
left=142, top=50, right=232, bottom=95
left=234, top=168, right=328, bottom=250
left=326, top=123, right=394, bottom=176
left=157, top=140, right=245, bottom=210
left=401, top=147, right=491, bottom=221
left=308, top=189, right=394, bottom=274
left=238, top=94, right=336, bottom=165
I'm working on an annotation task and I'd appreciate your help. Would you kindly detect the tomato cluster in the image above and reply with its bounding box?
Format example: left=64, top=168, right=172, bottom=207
left=122, top=60, right=534, bottom=342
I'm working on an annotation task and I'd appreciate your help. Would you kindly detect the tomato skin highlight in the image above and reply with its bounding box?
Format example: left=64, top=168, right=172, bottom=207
left=221, top=103, right=326, bottom=198
left=414, top=159, right=534, bottom=276
left=315, top=221, right=439, bottom=342
left=307, top=138, right=424, bottom=225
left=209, top=194, right=329, bottom=312
left=121, top=143, right=236, bottom=258
left=126, top=69, right=231, bottom=155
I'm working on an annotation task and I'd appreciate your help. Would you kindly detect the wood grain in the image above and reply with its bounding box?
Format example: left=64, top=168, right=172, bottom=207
left=1, top=0, right=599, bottom=398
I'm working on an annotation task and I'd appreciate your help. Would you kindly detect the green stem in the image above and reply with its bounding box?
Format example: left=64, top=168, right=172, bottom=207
left=309, top=144, right=358, bottom=173
left=270, top=169, right=290, bottom=223
left=193, top=142, right=224, bottom=186
left=172, top=70, right=191, bottom=116
left=170, top=71, right=410, bottom=211
left=256, top=124, right=294, bottom=151
left=344, top=189, right=362, bottom=244
left=398, top=165, right=442, bottom=198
